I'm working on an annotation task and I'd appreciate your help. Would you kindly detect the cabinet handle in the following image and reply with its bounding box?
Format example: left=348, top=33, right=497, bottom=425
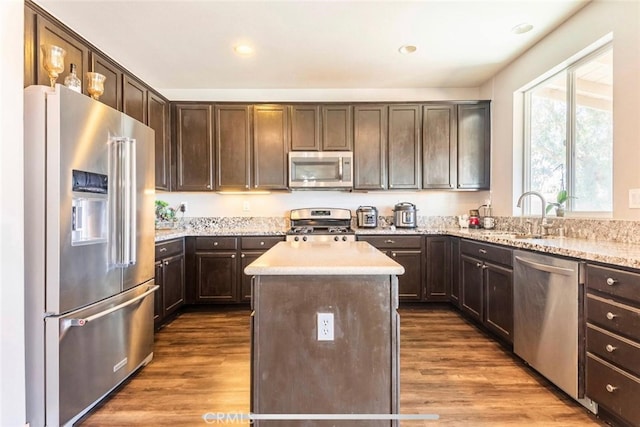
left=213, top=242, right=219, bottom=246
left=384, top=239, right=395, bottom=244
left=159, top=247, right=167, bottom=253
left=164, top=260, right=169, bottom=266
left=606, top=312, right=617, bottom=320
left=605, top=384, right=617, bottom=393
left=606, top=277, right=617, bottom=286
left=476, top=262, right=483, bottom=268
left=260, top=241, right=265, bottom=246
left=206, top=184, right=211, bottom=189
left=241, top=253, right=245, bottom=258
left=392, top=252, right=397, bottom=257
left=481, top=265, right=488, bottom=270
left=231, top=254, right=236, bottom=259
left=478, top=249, right=487, bottom=254
left=246, top=185, right=249, bottom=189
left=605, top=344, right=617, bottom=353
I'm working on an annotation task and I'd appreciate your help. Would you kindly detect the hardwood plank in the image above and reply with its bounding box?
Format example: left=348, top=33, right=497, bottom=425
left=78, top=307, right=604, bottom=426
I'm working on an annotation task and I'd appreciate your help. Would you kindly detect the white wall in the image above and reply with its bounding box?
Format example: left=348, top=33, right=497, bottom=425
left=482, top=0, right=640, bottom=219
left=0, top=1, right=26, bottom=426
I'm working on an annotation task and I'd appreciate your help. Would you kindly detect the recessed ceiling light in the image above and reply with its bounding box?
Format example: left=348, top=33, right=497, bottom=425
left=234, top=44, right=254, bottom=56
left=511, top=23, right=533, bottom=35
left=398, top=45, right=417, bottom=54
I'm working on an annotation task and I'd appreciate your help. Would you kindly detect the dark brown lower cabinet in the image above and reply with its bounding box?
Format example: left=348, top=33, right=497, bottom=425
left=195, top=251, right=238, bottom=303
left=450, top=237, right=461, bottom=306
left=459, top=239, right=513, bottom=343
left=240, top=252, right=262, bottom=302
left=424, top=236, right=451, bottom=301
left=154, top=239, right=185, bottom=329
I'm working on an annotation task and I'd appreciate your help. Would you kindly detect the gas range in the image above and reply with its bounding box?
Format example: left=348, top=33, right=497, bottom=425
left=286, top=208, right=356, bottom=243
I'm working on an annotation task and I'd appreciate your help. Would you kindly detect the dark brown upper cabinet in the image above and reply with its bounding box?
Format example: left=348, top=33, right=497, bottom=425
left=173, top=104, right=214, bottom=191
left=354, top=105, right=388, bottom=190
left=388, top=105, right=421, bottom=190
left=35, top=14, right=90, bottom=94
left=253, top=105, right=289, bottom=190
left=215, top=105, right=252, bottom=191
left=423, top=104, right=457, bottom=189
left=148, top=92, right=170, bottom=191
left=321, top=105, right=353, bottom=151
left=123, top=74, right=147, bottom=124
left=457, top=102, right=491, bottom=190
left=290, top=105, right=321, bottom=151
left=89, top=51, right=123, bottom=111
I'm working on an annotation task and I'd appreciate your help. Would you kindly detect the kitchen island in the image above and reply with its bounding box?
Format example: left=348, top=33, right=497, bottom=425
left=245, top=241, right=404, bottom=426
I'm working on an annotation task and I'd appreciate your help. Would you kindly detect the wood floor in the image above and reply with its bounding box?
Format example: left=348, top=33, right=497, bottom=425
left=78, top=306, right=606, bottom=426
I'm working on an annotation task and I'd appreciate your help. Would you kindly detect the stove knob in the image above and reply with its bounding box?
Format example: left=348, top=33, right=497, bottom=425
left=334, top=236, right=339, bottom=242
left=342, top=236, right=347, bottom=242
left=303, top=236, right=308, bottom=242
left=294, top=236, right=300, bottom=242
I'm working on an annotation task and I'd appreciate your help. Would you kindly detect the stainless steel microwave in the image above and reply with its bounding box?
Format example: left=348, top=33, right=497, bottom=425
left=288, top=151, right=353, bottom=189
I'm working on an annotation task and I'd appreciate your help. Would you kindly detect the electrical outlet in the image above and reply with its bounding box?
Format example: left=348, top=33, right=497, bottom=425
left=317, top=313, right=334, bottom=341
left=243, top=201, right=250, bottom=212
left=179, top=202, right=187, bottom=213
left=629, top=189, right=640, bottom=209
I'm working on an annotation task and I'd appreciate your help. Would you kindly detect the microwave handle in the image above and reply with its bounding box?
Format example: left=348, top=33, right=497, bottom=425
left=339, top=157, right=343, bottom=180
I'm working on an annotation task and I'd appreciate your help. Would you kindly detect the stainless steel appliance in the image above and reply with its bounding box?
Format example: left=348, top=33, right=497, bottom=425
left=393, top=202, right=417, bottom=228
left=24, top=84, right=157, bottom=427
left=356, top=205, right=378, bottom=228
left=288, top=151, right=353, bottom=189
left=513, top=251, right=597, bottom=413
left=286, top=208, right=355, bottom=242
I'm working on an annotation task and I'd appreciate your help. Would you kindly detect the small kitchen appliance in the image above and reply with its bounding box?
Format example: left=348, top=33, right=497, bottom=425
left=287, top=208, right=355, bottom=242
left=356, top=206, right=378, bottom=228
left=468, top=209, right=481, bottom=229
left=393, top=202, right=417, bottom=228
left=482, top=204, right=495, bottom=229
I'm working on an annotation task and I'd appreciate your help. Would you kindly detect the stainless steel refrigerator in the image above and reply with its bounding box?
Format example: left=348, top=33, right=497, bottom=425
left=24, top=84, right=157, bottom=427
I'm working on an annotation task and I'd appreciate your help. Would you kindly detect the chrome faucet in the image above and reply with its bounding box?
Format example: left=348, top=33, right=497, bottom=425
left=516, top=191, right=548, bottom=236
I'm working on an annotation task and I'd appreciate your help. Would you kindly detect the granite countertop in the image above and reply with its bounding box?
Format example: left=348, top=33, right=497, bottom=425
left=155, top=225, right=640, bottom=270
left=243, top=241, right=405, bottom=276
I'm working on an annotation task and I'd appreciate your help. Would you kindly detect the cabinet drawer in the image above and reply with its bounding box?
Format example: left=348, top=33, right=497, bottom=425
left=587, top=264, right=640, bottom=304
left=195, top=236, right=238, bottom=251
left=586, top=354, right=640, bottom=426
left=460, top=240, right=512, bottom=267
left=587, top=294, right=640, bottom=342
left=241, top=236, right=284, bottom=250
left=155, top=238, right=184, bottom=259
left=358, top=235, right=422, bottom=249
left=587, top=324, right=640, bottom=377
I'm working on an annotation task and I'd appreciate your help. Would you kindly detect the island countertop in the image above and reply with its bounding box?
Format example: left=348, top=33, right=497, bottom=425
left=244, top=241, right=405, bottom=276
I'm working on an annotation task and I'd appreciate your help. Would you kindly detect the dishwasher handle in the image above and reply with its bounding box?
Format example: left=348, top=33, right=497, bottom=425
left=515, top=256, right=575, bottom=276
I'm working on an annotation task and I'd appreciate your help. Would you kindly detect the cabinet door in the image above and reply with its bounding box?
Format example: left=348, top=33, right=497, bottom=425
left=425, top=236, right=451, bottom=302
left=123, top=74, right=147, bottom=124
left=148, top=92, right=170, bottom=190
left=174, top=104, right=214, bottom=191
left=154, top=260, right=163, bottom=329
left=321, top=105, right=352, bottom=150
left=36, top=15, right=90, bottom=93
left=457, top=103, right=490, bottom=189
left=484, top=262, right=513, bottom=343
left=195, top=252, right=238, bottom=302
left=240, top=251, right=262, bottom=302
left=423, top=104, right=457, bottom=189
left=389, top=249, right=423, bottom=301
left=388, top=105, right=421, bottom=189
left=163, top=254, right=185, bottom=316
left=290, top=105, right=321, bottom=151
left=460, top=254, right=483, bottom=322
left=253, top=105, right=289, bottom=190
left=24, top=5, right=37, bottom=87
left=354, top=105, right=387, bottom=190
left=90, top=51, right=123, bottom=111
left=450, top=237, right=461, bottom=307
left=215, top=105, right=251, bottom=191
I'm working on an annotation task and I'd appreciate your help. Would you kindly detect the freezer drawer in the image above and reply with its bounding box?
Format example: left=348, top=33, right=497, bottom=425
left=45, top=282, right=157, bottom=426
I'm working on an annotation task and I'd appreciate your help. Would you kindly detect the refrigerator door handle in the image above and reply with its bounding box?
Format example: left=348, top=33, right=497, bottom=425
left=62, top=285, right=158, bottom=329
left=109, top=137, right=137, bottom=267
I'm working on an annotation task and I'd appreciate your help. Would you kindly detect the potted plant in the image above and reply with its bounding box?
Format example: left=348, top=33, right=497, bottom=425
left=545, top=189, right=571, bottom=217
left=155, top=200, right=177, bottom=229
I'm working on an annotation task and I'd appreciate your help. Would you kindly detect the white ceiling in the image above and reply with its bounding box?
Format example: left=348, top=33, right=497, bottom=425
left=35, top=0, right=590, bottom=91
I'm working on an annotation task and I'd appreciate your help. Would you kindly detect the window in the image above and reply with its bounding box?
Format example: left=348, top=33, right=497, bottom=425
left=523, top=44, right=613, bottom=215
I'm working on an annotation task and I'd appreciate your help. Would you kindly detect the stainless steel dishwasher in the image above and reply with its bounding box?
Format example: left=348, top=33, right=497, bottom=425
left=513, top=250, right=597, bottom=413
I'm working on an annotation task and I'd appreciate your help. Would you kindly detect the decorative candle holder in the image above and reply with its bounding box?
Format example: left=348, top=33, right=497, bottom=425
left=41, top=44, right=66, bottom=88
left=86, top=72, right=106, bottom=100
